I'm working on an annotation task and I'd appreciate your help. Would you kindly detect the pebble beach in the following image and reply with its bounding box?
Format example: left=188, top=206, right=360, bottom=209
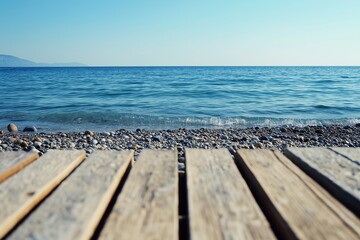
left=1, top=124, right=359, bottom=169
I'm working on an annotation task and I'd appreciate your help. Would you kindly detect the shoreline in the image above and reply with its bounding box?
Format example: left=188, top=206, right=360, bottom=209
left=1, top=124, right=359, bottom=162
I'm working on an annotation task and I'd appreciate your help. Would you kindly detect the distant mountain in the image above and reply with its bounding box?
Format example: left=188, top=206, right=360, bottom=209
left=0, top=54, right=37, bottom=67
left=0, top=54, right=86, bottom=67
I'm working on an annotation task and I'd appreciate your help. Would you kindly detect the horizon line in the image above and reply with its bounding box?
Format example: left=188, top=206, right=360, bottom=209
left=1, top=65, right=360, bottom=68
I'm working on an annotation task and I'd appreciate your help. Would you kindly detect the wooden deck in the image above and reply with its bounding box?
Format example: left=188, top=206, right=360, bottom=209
left=0, top=147, right=359, bottom=239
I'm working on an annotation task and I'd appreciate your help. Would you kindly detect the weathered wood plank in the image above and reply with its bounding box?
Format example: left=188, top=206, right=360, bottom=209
left=330, top=147, right=360, bottom=165
left=7, top=150, right=133, bottom=240
left=99, top=150, right=178, bottom=240
left=236, top=149, right=360, bottom=240
left=273, top=150, right=360, bottom=237
left=285, top=147, right=359, bottom=216
left=0, top=150, right=85, bottom=239
left=186, top=148, right=275, bottom=240
left=0, top=150, right=39, bottom=183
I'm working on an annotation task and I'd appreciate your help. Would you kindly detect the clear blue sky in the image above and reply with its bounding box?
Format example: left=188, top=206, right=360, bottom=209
left=1, top=0, right=359, bottom=66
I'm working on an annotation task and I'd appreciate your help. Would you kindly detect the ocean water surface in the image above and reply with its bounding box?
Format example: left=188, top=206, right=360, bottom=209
left=0, top=66, right=359, bottom=132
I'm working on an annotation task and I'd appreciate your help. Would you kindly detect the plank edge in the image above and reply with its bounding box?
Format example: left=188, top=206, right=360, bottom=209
left=234, top=149, right=297, bottom=240
left=284, top=148, right=360, bottom=217
left=80, top=150, right=134, bottom=240
left=0, top=150, right=86, bottom=239
left=0, top=151, right=39, bottom=183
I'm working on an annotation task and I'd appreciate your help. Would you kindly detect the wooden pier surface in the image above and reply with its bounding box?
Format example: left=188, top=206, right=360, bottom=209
left=0, top=147, right=359, bottom=239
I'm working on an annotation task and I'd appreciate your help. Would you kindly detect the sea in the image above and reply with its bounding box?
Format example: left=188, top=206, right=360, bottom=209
left=0, top=66, right=359, bottom=132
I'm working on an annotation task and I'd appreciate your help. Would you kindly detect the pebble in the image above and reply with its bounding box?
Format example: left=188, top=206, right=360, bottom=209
left=259, top=135, right=269, bottom=141
left=315, top=129, right=324, bottom=134
left=20, top=141, right=28, bottom=148
left=178, top=162, right=185, bottom=171
left=23, top=126, right=37, bottom=132
left=34, top=142, right=42, bottom=148
left=84, top=130, right=94, bottom=136
left=0, top=130, right=4, bottom=135
left=126, top=143, right=134, bottom=149
left=220, top=135, right=229, bottom=140
left=0, top=124, right=358, bottom=164
left=152, top=135, right=162, bottom=142
left=7, top=123, right=18, bottom=132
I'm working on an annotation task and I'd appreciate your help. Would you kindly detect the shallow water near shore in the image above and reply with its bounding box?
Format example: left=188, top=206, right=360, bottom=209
left=0, top=66, right=359, bottom=132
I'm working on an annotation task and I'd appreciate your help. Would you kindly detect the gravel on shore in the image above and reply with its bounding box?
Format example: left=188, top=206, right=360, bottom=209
left=0, top=124, right=359, bottom=163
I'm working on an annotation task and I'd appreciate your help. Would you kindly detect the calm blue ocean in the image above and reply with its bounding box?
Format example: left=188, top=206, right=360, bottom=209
left=0, top=66, right=359, bottom=132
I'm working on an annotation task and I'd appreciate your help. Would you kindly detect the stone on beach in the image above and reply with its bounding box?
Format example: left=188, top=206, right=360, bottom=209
left=255, top=142, right=264, bottom=148
left=20, top=141, right=28, bottom=148
left=178, top=162, right=185, bottom=171
left=23, top=126, right=37, bottom=132
left=7, top=123, right=18, bottom=132
left=0, top=125, right=359, bottom=161
left=152, top=135, right=162, bottom=142
left=84, top=130, right=94, bottom=136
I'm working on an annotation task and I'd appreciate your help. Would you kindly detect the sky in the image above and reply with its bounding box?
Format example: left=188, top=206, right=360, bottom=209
left=0, top=0, right=359, bottom=66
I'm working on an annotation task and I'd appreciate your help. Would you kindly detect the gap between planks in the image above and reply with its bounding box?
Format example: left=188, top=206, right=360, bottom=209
left=285, top=147, right=360, bottom=217
left=186, top=148, right=275, bottom=240
left=98, top=149, right=178, bottom=240
left=0, top=150, right=85, bottom=239
left=7, top=150, right=133, bottom=240
left=235, top=149, right=360, bottom=240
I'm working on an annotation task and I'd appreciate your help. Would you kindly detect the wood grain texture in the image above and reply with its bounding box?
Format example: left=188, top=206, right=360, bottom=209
left=0, top=150, right=39, bottom=183
left=7, top=150, right=133, bottom=240
left=272, top=150, right=360, bottom=237
left=330, top=147, right=360, bottom=165
left=0, top=150, right=85, bottom=239
left=99, top=149, right=178, bottom=240
left=285, top=147, right=359, bottom=216
left=186, top=148, right=275, bottom=240
left=236, top=149, right=360, bottom=240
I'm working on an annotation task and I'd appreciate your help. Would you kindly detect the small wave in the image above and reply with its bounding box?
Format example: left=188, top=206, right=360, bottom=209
left=2, top=113, right=359, bottom=133
left=25, top=112, right=360, bottom=131
left=315, top=79, right=336, bottom=84
left=314, top=105, right=332, bottom=109
left=313, top=105, right=358, bottom=112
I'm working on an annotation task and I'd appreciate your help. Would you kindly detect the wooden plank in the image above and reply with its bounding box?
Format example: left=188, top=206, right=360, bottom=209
left=6, top=150, right=134, bottom=240
left=0, top=150, right=39, bottom=183
left=273, top=150, right=360, bottom=236
left=186, top=148, right=275, bottom=240
left=285, top=147, right=359, bottom=216
left=236, top=149, right=360, bottom=240
left=99, top=150, right=178, bottom=240
left=0, top=150, right=85, bottom=239
left=330, top=147, right=360, bottom=165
